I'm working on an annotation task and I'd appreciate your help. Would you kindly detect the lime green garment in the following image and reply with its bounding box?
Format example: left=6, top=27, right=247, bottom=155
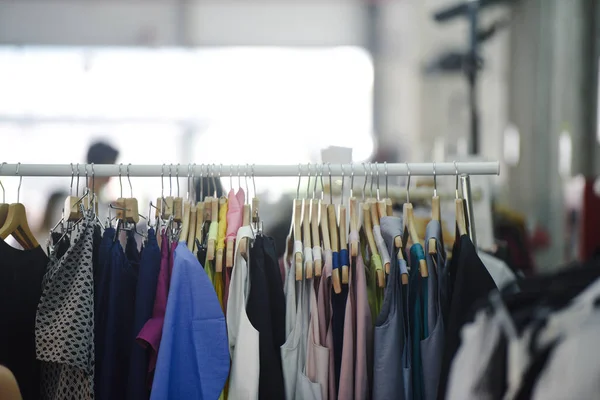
left=361, top=238, right=385, bottom=321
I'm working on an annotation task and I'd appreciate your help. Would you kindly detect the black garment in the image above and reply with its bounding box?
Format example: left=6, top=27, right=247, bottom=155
left=438, top=235, right=497, bottom=399
left=0, top=240, right=48, bottom=400
left=263, top=236, right=287, bottom=347
left=332, top=281, right=349, bottom=393
left=247, top=235, right=286, bottom=400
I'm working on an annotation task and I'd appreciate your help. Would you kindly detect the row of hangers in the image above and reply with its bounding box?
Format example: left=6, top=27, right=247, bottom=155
left=289, top=162, right=468, bottom=293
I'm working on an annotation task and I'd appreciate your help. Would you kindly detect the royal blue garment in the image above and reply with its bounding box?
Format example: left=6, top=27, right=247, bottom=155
left=150, top=243, right=230, bottom=400
left=127, top=228, right=161, bottom=400
left=96, top=232, right=138, bottom=400
left=409, top=244, right=428, bottom=400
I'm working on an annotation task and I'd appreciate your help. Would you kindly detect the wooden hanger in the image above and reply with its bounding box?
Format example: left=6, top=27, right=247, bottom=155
left=311, top=198, right=322, bottom=277
left=0, top=167, right=38, bottom=249
left=187, top=204, right=197, bottom=251
left=325, top=165, right=342, bottom=293
left=320, top=199, right=331, bottom=253
left=338, top=166, right=349, bottom=284
left=363, top=200, right=384, bottom=287
left=207, top=197, right=218, bottom=261
left=302, top=197, right=313, bottom=279
left=294, top=198, right=303, bottom=281
left=402, top=165, right=428, bottom=278
left=372, top=200, right=391, bottom=275
left=215, top=196, right=227, bottom=272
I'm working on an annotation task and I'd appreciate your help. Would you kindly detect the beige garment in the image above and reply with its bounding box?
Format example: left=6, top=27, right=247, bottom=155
left=307, top=276, right=330, bottom=400
left=226, top=227, right=260, bottom=399
left=338, top=263, right=355, bottom=400
left=318, top=249, right=336, bottom=400
left=354, top=251, right=373, bottom=399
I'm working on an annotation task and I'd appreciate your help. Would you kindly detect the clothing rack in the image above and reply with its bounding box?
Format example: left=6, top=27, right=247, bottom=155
left=0, top=162, right=499, bottom=178
left=0, top=162, right=499, bottom=247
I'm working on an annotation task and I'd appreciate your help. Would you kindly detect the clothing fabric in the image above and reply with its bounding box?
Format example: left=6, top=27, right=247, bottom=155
left=224, top=189, right=245, bottom=310
left=438, top=235, right=498, bottom=400
left=227, top=226, right=260, bottom=399
left=478, top=251, right=517, bottom=291
left=338, top=269, right=354, bottom=400
left=96, top=230, right=138, bottom=400
left=409, top=244, right=428, bottom=400
left=150, top=243, right=229, bottom=400
left=422, top=221, right=445, bottom=400
left=373, top=250, right=406, bottom=400
left=306, top=272, right=329, bottom=400
left=0, top=239, right=47, bottom=400
left=136, top=233, right=171, bottom=386
left=247, top=235, right=286, bottom=400
left=380, top=216, right=412, bottom=400
left=317, top=249, right=335, bottom=400
left=281, top=238, right=320, bottom=400
left=36, top=213, right=96, bottom=400
left=127, top=228, right=161, bottom=400
left=354, top=248, right=373, bottom=400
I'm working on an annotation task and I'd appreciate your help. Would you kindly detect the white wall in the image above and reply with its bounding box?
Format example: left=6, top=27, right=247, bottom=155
left=0, top=0, right=365, bottom=47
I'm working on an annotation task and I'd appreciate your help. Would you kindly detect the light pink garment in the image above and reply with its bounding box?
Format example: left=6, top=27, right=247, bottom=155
left=307, top=278, right=329, bottom=400
left=338, top=263, right=355, bottom=400
left=225, top=188, right=244, bottom=240
left=224, top=188, right=245, bottom=311
left=355, top=250, right=373, bottom=399
left=318, top=249, right=335, bottom=400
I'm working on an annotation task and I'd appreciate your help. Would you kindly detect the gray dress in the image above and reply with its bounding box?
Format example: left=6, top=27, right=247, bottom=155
left=36, top=212, right=96, bottom=400
left=378, top=216, right=412, bottom=400
left=421, top=220, right=446, bottom=400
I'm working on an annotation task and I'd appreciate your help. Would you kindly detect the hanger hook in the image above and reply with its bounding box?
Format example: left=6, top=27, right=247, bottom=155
left=91, top=163, right=95, bottom=201
left=169, top=164, right=173, bottom=196
left=237, top=164, right=242, bottom=189
left=362, top=163, right=368, bottom=201
left=15, top=162, right=22, bottom=203
left=433, top=162, right=437, bottom=197
left=319, top=164, right=324, bottom=200
left=327, top=163, right=333, bottom=204
left=251, top=164, right=257, bottom=199
left=118, top=163, right=123, bottom=198
left=340, top=164, right=345, bottom=205
left=406, top=162, right=411, bottom=204
left=127, top=163, right=133, bottom=198
left=454, top=160, right=460, bottom=199
left=229, top=165, right=233, bottom=191
left=70, top=163, right=75, bottom=196
left=85, top=163, right=89, bottom=194
left=296, top=164, right=302, bottom=199
left=211, top=164, right=217, bottom=197
left=198, top=164, right=204, bottom=200
left=312, top=164, right=318, bottom=199
left=176, top=163, right=181, bottom=197
left=306, top=163, right=311, bottom=199
left=161, top=164, right=165, bottom=198
left=244, top=164, right=250, bottom=203
left=376, top=162, right=380, bottom=200
left=384, top=162, right=389, bottom=199
left=76, top=163, right=80, bottom=197
left=370, top=163, right=375, bottom=198
left=0, top=162, right=5, bottom=203
left=190, top=163, right=196, bottom=202
left=350, top=163, right=355, bottom=199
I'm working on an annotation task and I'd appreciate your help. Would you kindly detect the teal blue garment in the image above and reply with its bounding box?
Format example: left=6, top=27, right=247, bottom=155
left=150, top=243, right=230, bottom=400
left=409, top=244, right=428, bottom=400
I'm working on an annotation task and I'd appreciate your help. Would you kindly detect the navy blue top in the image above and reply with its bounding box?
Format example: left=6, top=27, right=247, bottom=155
left=95, top=229, right=139, bottom=400
left=127, top=228, right=161, bottom=400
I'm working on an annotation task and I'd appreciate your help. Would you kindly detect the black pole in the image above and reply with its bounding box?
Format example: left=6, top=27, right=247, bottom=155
left=467, top=0, right=480, bottom=155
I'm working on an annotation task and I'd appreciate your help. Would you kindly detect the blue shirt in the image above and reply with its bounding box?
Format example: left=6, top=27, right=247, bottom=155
left=150, top=243, right=230, bottom=400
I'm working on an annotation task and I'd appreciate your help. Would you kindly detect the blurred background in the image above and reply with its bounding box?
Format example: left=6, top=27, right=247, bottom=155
left=0, top=0, right=597, bottom=272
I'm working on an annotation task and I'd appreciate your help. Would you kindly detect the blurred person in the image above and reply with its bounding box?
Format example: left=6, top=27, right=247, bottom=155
left=86, top=141, right=119, bottom=221
left=86, top=140, right=119, bottom=198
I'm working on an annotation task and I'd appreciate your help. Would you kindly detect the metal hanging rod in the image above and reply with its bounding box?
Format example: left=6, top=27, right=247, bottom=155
left=0, top=162, right=500, bottom=178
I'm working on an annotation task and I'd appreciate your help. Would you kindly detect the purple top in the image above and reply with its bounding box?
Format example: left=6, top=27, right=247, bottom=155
left=136, top=234, right=172, bottom=386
